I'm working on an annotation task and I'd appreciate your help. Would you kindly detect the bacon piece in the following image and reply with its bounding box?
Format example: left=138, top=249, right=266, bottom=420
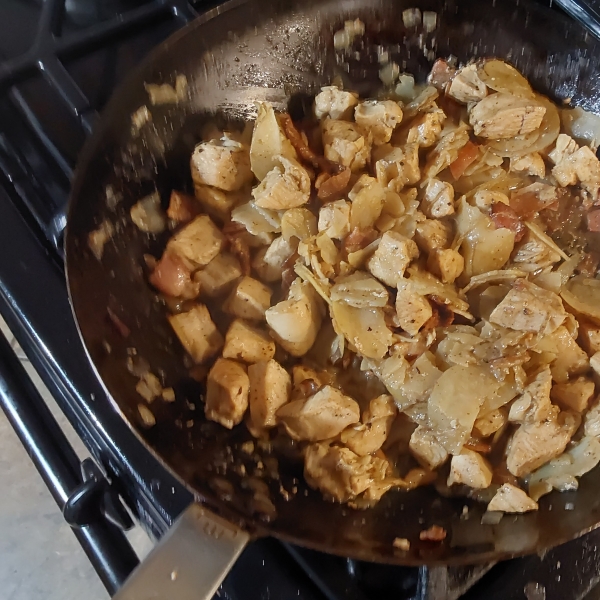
left=149, top=251, right=200, bottom=299
left=490, top=202, right=526, bottom=242
left=428, top=58, right=457, bottom=90
left=419, top=525, right=447, bottom=542
left=315, top=167, right=352, bottom=200
left=449, top=141, right=479, bottom=179
left=280, top=113, right=349, bottom=200
left=343, top=227, right=378, bottom=255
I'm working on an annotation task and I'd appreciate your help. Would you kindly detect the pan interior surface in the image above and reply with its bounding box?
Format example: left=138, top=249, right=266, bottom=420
left=65, top=0, right=600, bottom=564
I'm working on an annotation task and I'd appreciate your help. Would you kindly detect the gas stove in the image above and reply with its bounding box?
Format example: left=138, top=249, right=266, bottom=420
left=2, top=1, right=600, bottom=599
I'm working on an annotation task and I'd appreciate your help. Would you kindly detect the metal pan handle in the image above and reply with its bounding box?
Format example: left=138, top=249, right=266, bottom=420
left=113, top=503, right=250, bottom=600
left=553, top=0, right=600, bottom=40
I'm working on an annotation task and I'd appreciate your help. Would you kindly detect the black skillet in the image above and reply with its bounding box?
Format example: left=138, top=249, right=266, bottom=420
left=64, top=0, right=600, bottom=593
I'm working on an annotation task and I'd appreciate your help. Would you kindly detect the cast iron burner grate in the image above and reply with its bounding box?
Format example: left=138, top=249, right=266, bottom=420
left=1, top=1, right=600, bottom=599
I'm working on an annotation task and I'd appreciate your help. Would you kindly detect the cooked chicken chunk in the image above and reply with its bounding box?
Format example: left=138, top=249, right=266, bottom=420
left=487, top=483, right=538, bottom=513
left=535, top=326, right=589, bottom=383
left=322, top=119, right=371, bottom=171
left=130, top=192, right=166, bottom=234
left=549, top=133, right=579, bottom=164
left=224, top=276, right=272, bottom=321
left=150, top=251, right=200, bottom=299
left=508, top=367, right=554, bottom=423
left=168, top=304, right=223, bottom=364
left=427, top=248, right=464, bottom=284
left=447, top=64, right=487, bottom=104
left=409, top=425, right=448, bottom=470
left=166, top=215, right=225, bottom=269
left=406, top=110, right=445, bottom=148
left=318, top=200, right=352, bottom=240
left=265, top=278, right=323, bottom=356
left=251, top=156, right=310, bottom=210
left=205, top=358, right=249, bottom=429
left=473, top=190, right=510, bottom=211
left=447, top=449, right=493, bottom=489
left=421, top=179, right=455, bottom=218
left=469, top=93, right=546, bottom=139
left=277, top=385, right=360, bottom=441
left=585, top=400, right=600, bottom=437
left=414, top=219, right=453, bottom=254
left=167, top=190, right=199, bottom=224
left=222, top=319, right=276, bottom=364
left=474, top=409, right=506, bottom=437
left=551, top=377, right=595, bottom=413
left=506, top=411, right=579, bottom=476
left=314, top=86, right=359, bottom=120
left=252, top=235, right=298, bottom=282
left=548, top=134, right=600, bottom=197
left=248, top=359, right=291, bottom=429
left=367, top=231, right=419, bottom=287
left=195, top=253, right=241, bottom=298
left=510, top=152, right=546, bottom=178
left=395, top=280, right=433, bottom=336
left=341, top=395, right=396, bottom=456
left=354, top=100, right=403, bottom=145
left=304, top=442, right=391, bottom=502
left=374, top=143, right=420, bottom=190
left=489, top=279, right=566, bottom=336
left=191, top=136, right=253, bottom=192
left=193, top=185, right=246, bottom=223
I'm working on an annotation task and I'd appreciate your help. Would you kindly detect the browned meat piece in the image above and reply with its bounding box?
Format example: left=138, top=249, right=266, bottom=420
left=354, top=100, right=404, bottom=145
left=340, top=395, right=396, bottom=456
left=506, top=411, right=579, bottom=476
left=551, top=377, right=595, bottom=413
left=469, top=93, right=546, bottom=139
left=587, top=209, right=600, bottom=232
left=167, top=190, right=199, bottom=224
left=167, top=214, right=225, bottom=269
left=447, top=450, right=493, bottom=488
left=419, top=525, right=446, bottom=542
left=304, top=442, right=392, bottom=502
left=427, top=58, right=457, bottom=90
left=277, top=385, right=360, bottom=441
left=447, top=64, right=487, bottom=104
left=191, top=137, right=253, bottom=192
left=248, top=359, right=291, bottom=429
left=205, top=358, right=249, bottom=429
left=487, top=483, right=538, bottom=513
left=150, top=251, right=200, bottom=299
left=168, top=304, right=223, bottom=364
left=489, top=279, right=566, bottom=335
left=508, top=367, right=553, bottom=423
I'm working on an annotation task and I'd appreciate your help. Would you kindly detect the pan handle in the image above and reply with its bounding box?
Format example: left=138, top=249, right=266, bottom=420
left=113, top=503, right=250, bottom=600
left=553, top=0, right=600, bottom=40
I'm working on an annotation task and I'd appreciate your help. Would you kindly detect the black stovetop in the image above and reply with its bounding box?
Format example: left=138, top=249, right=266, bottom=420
left=2, top=1, right=600, bottom=599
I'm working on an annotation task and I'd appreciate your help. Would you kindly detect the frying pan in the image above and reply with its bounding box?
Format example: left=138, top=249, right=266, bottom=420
left=65, top=0, right=600, bottom=595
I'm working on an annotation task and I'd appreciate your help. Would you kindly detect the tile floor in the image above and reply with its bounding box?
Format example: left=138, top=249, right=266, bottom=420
left=0, top=317, right=153, bottom=600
